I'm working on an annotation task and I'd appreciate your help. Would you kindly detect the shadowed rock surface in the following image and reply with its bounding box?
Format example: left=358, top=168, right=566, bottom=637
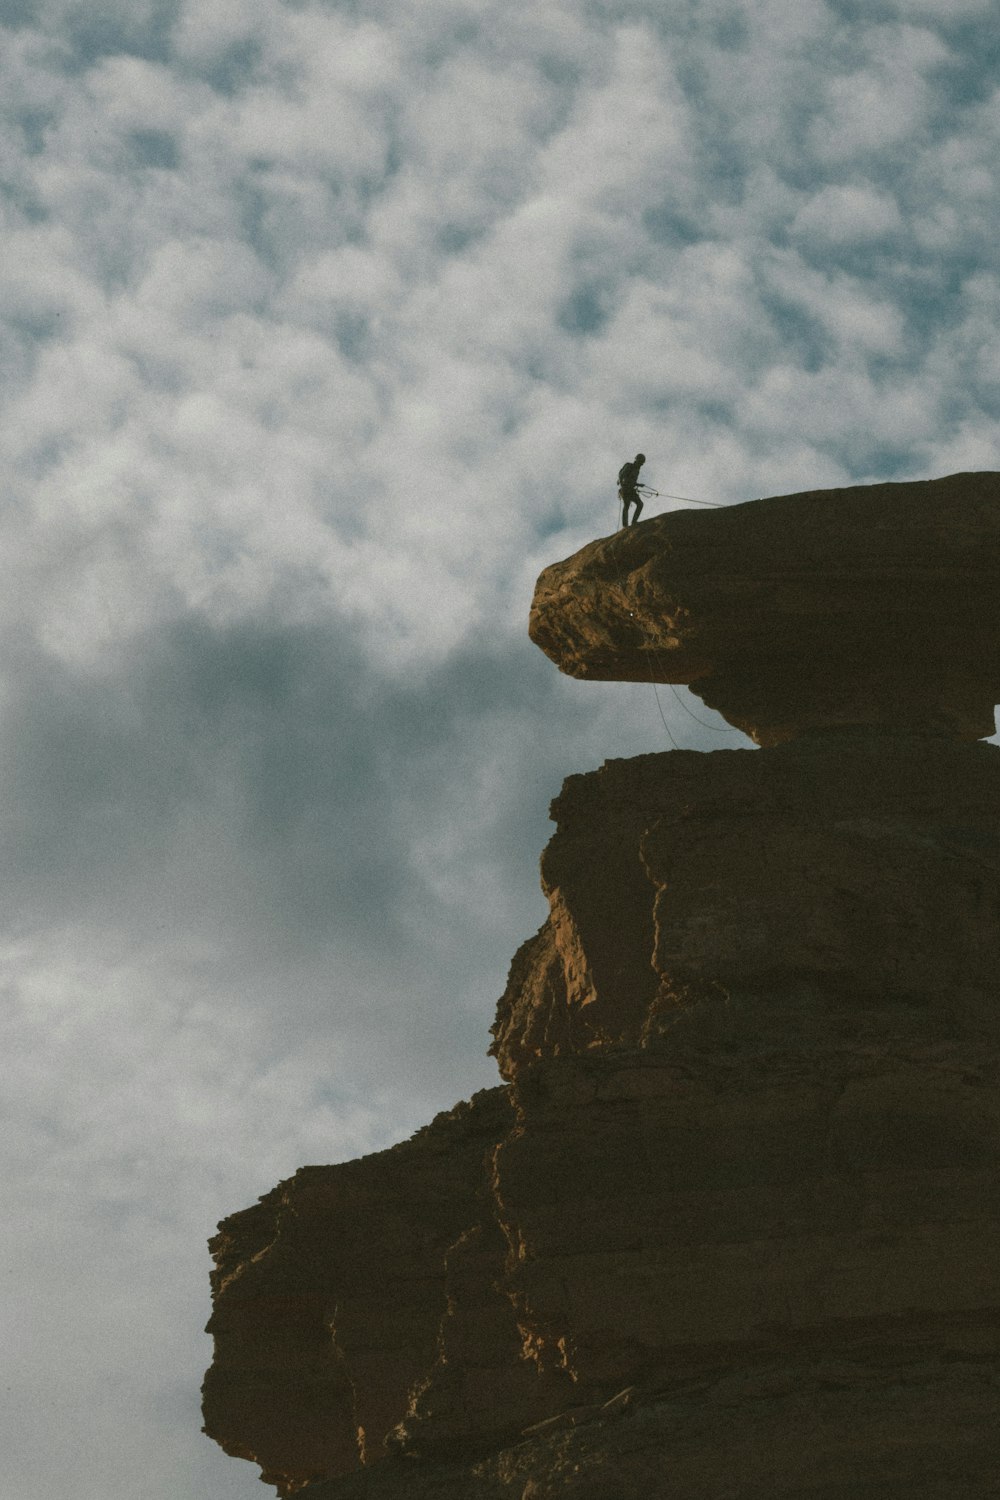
left=529, top=472, right=1000, bottom=745
left=489, top=735, right=1000, bottom=1080
left=203, top=475, right=1000, bottom=1497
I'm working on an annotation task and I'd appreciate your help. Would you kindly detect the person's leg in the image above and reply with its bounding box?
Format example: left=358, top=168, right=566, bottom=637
left=620, top=495, right=630, bottom=528
left=631, top=494, right=643, bottom=525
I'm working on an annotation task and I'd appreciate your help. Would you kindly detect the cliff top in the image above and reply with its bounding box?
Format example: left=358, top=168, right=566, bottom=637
left=529, top=472, right=1000, bottom=745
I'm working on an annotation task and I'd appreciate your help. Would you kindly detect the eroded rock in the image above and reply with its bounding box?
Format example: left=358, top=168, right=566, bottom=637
left=206, top=1032, right=1000, bottom=1497
left=529, top=472, right=1000, bottom=744
left=204, top=474, right=1000, bottom=1498
left=202, top=1090, right=514, bottom=1494
left=491, top=736, right=1000, bottom=1081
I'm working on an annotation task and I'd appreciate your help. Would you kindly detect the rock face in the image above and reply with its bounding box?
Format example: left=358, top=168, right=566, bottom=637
left=203, top=1089, right=530, bottom=1494
left=203, top=474, right=1000, bottom=1497
left=490, top=735, right=1000, bottom=1079
left=529, top=472, right=1000, bottom=745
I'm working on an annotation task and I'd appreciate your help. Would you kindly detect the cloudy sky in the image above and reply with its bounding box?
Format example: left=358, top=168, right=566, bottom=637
left=3, top=0, right=998, bottom=1494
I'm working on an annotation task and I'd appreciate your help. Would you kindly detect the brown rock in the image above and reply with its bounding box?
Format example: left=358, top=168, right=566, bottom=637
left=202, top=1089, right=515, bottom=1494
left=204, top=474, right=1000, bottom=1498
left=495, top=1047, right=1000, bottom=1394
left=491, top=735, right=1000, bottom=1081
left=528, top=472, right=1000, bottom=744
left=295, top=1342, right=1000, bottom=1498
left=254, top=1031, right=1000, bottom=1497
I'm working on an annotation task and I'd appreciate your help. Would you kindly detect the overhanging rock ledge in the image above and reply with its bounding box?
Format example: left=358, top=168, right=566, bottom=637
left=529, top=471, right=1000, bottom=744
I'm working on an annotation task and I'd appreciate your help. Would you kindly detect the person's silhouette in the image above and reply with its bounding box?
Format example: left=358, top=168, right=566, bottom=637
left=618, top=453, right=646, bottom=527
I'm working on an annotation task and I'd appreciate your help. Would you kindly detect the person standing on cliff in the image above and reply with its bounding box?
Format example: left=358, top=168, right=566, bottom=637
left=618, top=453, right=646, bottom=528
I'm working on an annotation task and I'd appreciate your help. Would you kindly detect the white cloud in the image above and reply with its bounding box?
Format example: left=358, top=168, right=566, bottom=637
left=807, top=24, right=950, bottom=159
left=88, top=51, right=197, bottom=131
left=171, top=0, right=279, bottom=64
left=897, top=0, right=995, bottom=15
left=790, top=183, right=904, bottom=244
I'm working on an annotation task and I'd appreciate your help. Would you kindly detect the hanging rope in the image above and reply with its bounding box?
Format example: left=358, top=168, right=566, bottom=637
left=667, top=680, right=740, bottom=733
left=608, top=514, right=679, bottom=750
left=646, top=653, right=681, bottom=750
left=611, top=478, right=742, bottom=743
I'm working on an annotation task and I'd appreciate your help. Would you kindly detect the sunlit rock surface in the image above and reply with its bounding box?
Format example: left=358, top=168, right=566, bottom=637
left=204, top=474, right=1000, bottom=1498
left=529, top=472, right=1000, bottom=745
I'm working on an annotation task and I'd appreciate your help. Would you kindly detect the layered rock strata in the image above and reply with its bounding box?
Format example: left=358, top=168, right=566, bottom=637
left=529, top=472, right=1000, bottom=744
left=490, top=735, right=1000, bottom=1078
left=204, top=473, right=1000, bottom=1498
left=203, top=1089, right=521, bottom=1494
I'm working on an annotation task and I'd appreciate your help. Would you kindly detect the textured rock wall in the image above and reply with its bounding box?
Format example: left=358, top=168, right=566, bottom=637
left=203, top=1089, right=515, bottom=1494
left=203, top=475, right=1000, bottom=1497
left=496, top=1046, right=1000, bottom=1395
left=215, top=1033, right=1000, bottom=1498
left=298, top=1335, right=1000, bottom=1499
left=491, top=736, right=1000, bottom=1080
left=205, top=736, right=1000, bottom=1495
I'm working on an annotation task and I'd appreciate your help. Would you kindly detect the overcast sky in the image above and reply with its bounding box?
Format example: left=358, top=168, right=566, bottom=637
left=3, top=0, right=999, bottom=1495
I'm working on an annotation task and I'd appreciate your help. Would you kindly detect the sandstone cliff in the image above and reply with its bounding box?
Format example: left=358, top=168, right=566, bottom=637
left=203, top=473, right=1000, bottom=1498
left=529, top=472, right=1000, bottom=744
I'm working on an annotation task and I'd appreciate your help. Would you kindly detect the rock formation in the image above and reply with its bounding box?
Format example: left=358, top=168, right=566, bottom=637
left=529, top=472, right=1000, bottom=745
left=203, top=473, right=1000, bottom=1498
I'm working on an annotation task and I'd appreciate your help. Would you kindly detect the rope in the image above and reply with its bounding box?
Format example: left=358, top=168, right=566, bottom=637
left=647, top=657, right=681, bottom=750
left=612, top=477, right=742, bottom=743
left=635, top=484, right=726, bottom=508
left=667, top=680, right=739, bottom=733
left=608, top=503, right=678, bottom=750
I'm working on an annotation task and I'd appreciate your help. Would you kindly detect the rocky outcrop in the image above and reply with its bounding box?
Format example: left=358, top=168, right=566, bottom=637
left=490, top=735, right=1000, bottom=1080
left=203, top=473, right=1000, bottom=1497
left=281, top=1334, right=1000, bottom=1499
left=529, top=472, right=1000, bottom=744
left=206, top=1023, right=1000, bottom=1497
left=203, top=1090, right=518, bottom=1493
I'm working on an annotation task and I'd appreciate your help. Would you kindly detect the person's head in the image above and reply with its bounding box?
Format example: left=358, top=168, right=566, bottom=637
left=635, top=453, right=645, bottom=465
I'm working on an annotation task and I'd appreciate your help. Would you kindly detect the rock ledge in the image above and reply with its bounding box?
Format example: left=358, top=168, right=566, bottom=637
left=529, top=472, right=1000, bottom=744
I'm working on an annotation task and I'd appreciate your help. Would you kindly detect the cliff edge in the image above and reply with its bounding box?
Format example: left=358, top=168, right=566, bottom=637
left=203, top=473, right=1000, bottom=1498
left=529, top=473, right=1000, bottom=744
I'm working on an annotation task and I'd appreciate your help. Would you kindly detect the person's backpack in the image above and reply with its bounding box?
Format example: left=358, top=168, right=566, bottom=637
left=618, top=462, right=635, bottom=491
